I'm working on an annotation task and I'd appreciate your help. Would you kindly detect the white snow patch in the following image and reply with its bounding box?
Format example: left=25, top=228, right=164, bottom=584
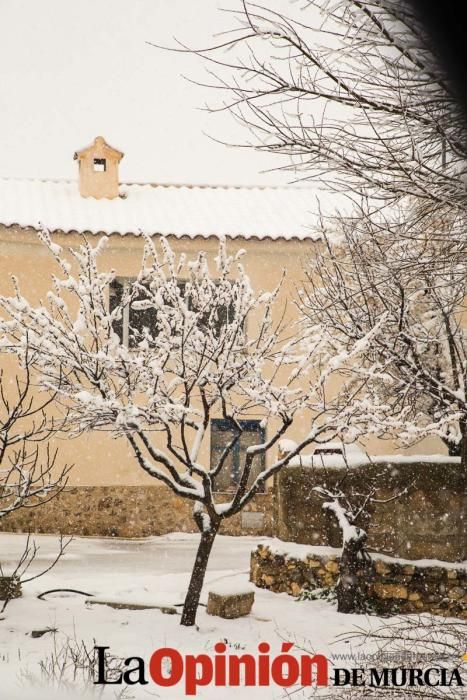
left=0, top=178, right=317, bottom=241
left=208, top=580, right=255, bottom=596
left=258, top=538, right=467, bottom=571
left=277, top=438, right=298, bottom=454
left=288, top=452, right=461, bottom=470
left=0, top=532, right=380, bottom=699
left=257, top=538, right=341, bottom=560
left=0, top=532, right=461, bottom=699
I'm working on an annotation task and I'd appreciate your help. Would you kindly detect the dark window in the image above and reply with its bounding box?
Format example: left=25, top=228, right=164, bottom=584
left=178, top=281, right=235, bottom=337
left=200, top=297, right=235, bottom=337
left=93, top=158, right=106, bottom=172
left=210, top=419, right=266, bottom=492
left=109, top=278, right=158, bottom=347
left=109, top=278, right=236, bottom=347
left=109, top=278, right=124, bottom=342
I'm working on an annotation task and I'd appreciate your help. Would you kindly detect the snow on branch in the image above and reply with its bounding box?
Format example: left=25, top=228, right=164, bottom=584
left=0, top=233, right=379, bottom=524
left=177, top=0, right=467, bottom=219
left=300, top=204, right=466, bottom=456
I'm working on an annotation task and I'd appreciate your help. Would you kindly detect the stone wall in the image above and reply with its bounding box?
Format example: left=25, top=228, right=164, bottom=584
left=275, top=460, right=465, bottom=561
left=0, top=485, right=274, bottom=538
left=2, top=459, right=464, bottom=563
left=251, top=544, right=467, bottom=619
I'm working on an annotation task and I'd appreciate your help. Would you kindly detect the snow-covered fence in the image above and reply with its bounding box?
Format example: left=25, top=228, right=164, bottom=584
left=274, top=456, right=464, bottom=562
left=251, top=543, right=467, bottom=618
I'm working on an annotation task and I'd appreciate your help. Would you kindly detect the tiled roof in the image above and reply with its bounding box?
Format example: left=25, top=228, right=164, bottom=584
left=0, top=179, right=316, bottom=240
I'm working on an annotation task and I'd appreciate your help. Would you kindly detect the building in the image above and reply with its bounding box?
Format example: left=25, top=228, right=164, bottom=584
left=0, top=137, right=451, bottom=540
left=0, top=137, right=320, bottom=536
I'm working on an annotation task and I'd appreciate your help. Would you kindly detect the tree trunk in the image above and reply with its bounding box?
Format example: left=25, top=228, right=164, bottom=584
left=180, top=521, right=219, bottom=626
left=336, top=536, right=370, bottom=614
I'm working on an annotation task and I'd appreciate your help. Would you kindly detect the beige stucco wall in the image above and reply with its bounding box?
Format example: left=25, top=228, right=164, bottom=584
left=0, top=225, right=444, bottom=488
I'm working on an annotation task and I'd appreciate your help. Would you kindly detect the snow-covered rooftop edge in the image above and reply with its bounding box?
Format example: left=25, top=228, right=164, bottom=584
left=0, top=178, right=318, bottom=240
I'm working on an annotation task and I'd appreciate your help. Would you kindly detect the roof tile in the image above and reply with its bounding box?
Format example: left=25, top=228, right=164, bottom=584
left=0, top=179, right=315, bottom=240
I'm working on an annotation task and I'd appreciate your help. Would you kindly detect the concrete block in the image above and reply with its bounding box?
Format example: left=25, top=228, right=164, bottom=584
left=207, top=589, right=254, bottom=619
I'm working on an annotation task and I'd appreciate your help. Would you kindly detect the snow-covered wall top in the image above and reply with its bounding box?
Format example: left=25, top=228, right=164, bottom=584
left=287, top=453, right=461, bottom=470
left=0, top=179, right=316, bottom=240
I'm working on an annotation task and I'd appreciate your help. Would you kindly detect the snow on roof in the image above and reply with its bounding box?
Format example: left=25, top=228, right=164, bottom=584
left=0, top=178, right=317, bottom=240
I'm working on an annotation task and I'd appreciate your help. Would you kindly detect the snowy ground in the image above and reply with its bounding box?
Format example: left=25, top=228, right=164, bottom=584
left=0, top=532, right=432, bottom=699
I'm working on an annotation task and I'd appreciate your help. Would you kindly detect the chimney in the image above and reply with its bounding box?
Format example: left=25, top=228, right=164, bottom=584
left=73, top=136, right=124, bottom=199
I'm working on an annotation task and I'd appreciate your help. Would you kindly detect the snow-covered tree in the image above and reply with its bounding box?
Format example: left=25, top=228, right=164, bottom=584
left=300, top=206, right=467, bottom=463
left=174, top=0, right=467, bottom=463
left=182, top=0, right=467, bottom=237
left=169, top=0, right=467, bottom=462
left=0, top=233, right=380, bottom=625
left=312, top=475, right=409, bottom=614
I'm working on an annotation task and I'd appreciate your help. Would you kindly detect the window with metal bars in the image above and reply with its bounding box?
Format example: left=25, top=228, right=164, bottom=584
left=109, top=278, right=235, bottom=347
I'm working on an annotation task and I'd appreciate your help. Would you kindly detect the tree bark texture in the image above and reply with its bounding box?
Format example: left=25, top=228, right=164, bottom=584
left=180, top=521, right=220, bottom=626
left=336, top=536, right=370, bottom=614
